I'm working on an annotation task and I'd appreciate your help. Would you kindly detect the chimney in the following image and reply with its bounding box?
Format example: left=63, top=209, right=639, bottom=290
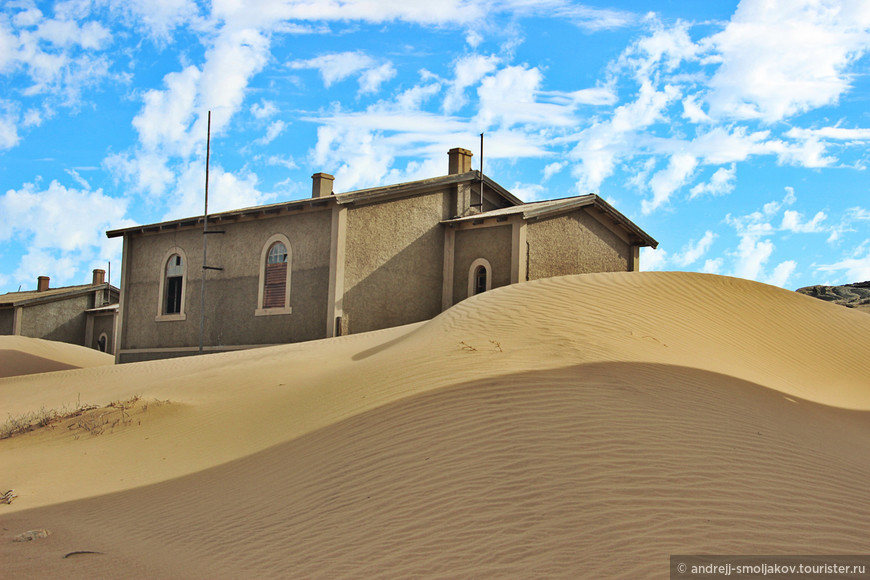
left=37, top=276, right=50, bottom=292
left=311, top=172, right=335, bottom=198
left=93, top=269, right=106, bottom=285
left=448, top=147, right=473, bottom=175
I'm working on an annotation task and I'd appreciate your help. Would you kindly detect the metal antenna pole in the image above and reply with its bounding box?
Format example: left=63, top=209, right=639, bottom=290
left=199, top=111, right=211, bottom=354
left=479, top=132, right=484, bottom=210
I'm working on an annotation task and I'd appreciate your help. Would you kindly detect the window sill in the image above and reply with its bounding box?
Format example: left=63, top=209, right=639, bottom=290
left=156, top=313, right=187, bottom=322
left=255, top=307, right=292, bottom=317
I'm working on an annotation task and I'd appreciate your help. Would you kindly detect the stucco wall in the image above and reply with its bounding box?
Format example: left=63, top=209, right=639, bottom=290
left=89, top=313, right=116, bottom=353
left=20, top=294, right=92, bottom=344
left=342, top=191, right=451, bottom=334
left=451, top=224, right=513, bottom=304
left=0, top=308, right=14, bottom=335
left=119, top=208, right=332, bottom=355
left=526, top=209, right=631, bottom=279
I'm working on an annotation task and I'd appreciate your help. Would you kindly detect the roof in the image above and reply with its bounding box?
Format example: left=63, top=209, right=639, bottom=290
left=107, top=171, right=521, bottom=239
left=444, top=194, right=658, bottom=248
left=0, top=283, right=119, bottom=308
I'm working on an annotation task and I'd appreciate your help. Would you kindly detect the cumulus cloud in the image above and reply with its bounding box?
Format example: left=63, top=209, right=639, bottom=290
left=643, top=152, right=698, bottom=213
left=443, top=54, right=499, bottom=114
left=672, top=230, right=716, bottom=267
left=703, top=0, right=870, bottom=123
left=0, top=180, right=132, bottom=287
left=690, top=164, right=736, bottom=198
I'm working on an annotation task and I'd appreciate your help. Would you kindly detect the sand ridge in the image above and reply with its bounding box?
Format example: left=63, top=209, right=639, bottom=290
left=0, top=336, right=113, bottom=378
left=1, top=272, right=869, bottom=578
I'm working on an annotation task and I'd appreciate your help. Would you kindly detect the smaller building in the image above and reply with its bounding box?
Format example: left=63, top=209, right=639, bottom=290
left=0, top=270, right=120, bottom=354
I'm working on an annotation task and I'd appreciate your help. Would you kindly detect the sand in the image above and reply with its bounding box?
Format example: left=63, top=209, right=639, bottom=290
left=0, top=336, right=114, bottom=379
left=1, top=271, right=869, bottom=578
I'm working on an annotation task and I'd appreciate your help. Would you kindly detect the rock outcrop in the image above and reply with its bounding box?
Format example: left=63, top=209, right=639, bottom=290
left=796, top=281, right=870, bottom=310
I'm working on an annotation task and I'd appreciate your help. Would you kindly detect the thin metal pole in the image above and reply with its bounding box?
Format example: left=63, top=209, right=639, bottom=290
left=199, top=111, right=211, bottom=354
left=479, top=132, right=484, bottom=210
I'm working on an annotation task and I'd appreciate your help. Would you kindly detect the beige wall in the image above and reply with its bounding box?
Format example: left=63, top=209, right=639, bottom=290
left=89, top=313, right=116, bottom=353
left=526, top=209, right=631, bottom=279
left=342, top=191, right=451, bottom=334
left=451, top=224, right=513, bottom=304
left=118, top=207, right=333, bottom=361
left=19, top=294, right=92, bottom=344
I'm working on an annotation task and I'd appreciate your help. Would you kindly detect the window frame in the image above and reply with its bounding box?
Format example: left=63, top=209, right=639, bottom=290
left=156, top=247, right=188, bottom=322
left=467, top=257, right=493, bottom=297
left=256, top=234, right=293, bottom=316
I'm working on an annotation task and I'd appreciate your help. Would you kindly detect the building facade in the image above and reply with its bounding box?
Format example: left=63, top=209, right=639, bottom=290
left=107, top=148, right=657, bottom=363
left=0, top=270, right=120, bottom=353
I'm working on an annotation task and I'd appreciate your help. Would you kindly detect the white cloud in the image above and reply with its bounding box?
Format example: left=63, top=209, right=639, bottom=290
left=673, top=230, right=716, bottom=267
left=815, top=242, right=870, bottom=283
left=690, top=164, right=736, bottom=198
left=255, top=120, right=287, bottom=145
left=251, top=100, right=278, bottom=119
left=767, top=260, right=797, bottom=287
left=732, top=234, right=775, bottom=281
left=132, top=65, right=201, bottom=156
left=167, top=162, right=274, bottom=221
left=104, top=0, right=200, bottom=40
left=0, top=103, right=19, bottom=149
left=786, top=126, right=870, bottom=141
left=290, top=51, right=377, bottom=87
left=359, top=62, right=397, bottom=94
left=639, top=246, right=668, bottom=271
left=781, top=209, right=827, bottom=233
left=443, top=53, right=499, bottom=113
left=0, top=180, right=132, bottom=287
left=643, top=152, right=698, bottom=214
left=543, top=161, right=564, bottom=180
left=570, top=81, right=678, bottom=194
left=704, top=0, right=870, bottom=122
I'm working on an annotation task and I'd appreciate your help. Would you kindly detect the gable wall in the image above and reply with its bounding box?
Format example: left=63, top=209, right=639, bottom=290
left=526, top=208, right=632, bottom=280
left=451, top=224, right=513, bottom=305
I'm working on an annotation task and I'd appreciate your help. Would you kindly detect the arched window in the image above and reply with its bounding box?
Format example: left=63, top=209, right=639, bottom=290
left=467, top=258, right=492, bottom=297
left=256, top=234, right=292, bottom=316
left=97, top=332, right=108, bottom=353
left=156, top=247, right=188, bottom=321
left=264, top=242, right=288, bottom=308
left=474, top=265, right=487, bottom=295
left=164, top=254, right=184, bottom=314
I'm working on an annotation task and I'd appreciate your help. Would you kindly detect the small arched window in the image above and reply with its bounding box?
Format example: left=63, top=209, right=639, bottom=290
left=97, top=332, right=108, bottom=353
left=164, top=254, right=184, bottom=314
left=264, top=242, right=288, bottom=309
left=474, top=265, right=487, bottom=295
left=467, top=258, right=492, bottom=297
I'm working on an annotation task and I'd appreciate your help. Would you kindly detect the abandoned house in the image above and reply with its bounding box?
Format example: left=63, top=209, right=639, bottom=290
left=0, top=269, right=120, bottom=354
left=106, top=148, right=657, bottom=363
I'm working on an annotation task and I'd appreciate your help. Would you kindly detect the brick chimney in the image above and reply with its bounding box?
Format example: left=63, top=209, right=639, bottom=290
left=37, top=276, right=50, bottom=292
left=311, top=172, right=335, bottom=198
left=93, top=269, right=106, bottom=285
left=448, top=147, right=473, bottom=175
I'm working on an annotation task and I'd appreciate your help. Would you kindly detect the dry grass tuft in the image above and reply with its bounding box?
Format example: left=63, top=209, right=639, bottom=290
left=1, top=395, right=170, bottom=440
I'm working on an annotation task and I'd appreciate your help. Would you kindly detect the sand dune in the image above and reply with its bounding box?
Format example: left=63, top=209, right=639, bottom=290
left=1, top=272, right=869, bottom=578
left=0, top=336, right=114, bottom=378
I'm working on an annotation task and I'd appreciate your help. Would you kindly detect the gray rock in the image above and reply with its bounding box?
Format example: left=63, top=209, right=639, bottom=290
left=796, top=281, right=870, bottom=308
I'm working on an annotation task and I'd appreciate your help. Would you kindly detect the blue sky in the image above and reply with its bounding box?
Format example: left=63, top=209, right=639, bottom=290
left=1, top=0, right=869, bottom=294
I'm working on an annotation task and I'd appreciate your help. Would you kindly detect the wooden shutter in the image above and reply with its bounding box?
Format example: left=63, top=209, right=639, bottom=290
left=263, top=262, right=287, bottom=308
